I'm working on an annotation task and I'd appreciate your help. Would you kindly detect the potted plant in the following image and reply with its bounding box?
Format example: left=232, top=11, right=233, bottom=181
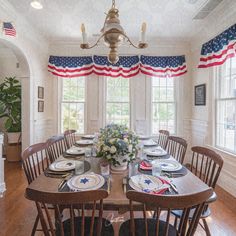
left=0, top=77, right=21, bottom=143
left=96, top=124, right=138, bottom=171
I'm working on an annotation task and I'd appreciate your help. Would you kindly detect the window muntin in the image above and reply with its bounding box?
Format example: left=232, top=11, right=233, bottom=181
left=61, top=78, right=85, bottom=134
left=106, top=77, right=130, bottom=127
left=216, top=57, right=236, bottom=153
left=152, top=77, right=176, bottom=134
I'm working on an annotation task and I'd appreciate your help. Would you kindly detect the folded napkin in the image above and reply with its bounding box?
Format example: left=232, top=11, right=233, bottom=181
left=140, top=160, right=152, bottom=171
left=130, top=175, right=170, bottom=195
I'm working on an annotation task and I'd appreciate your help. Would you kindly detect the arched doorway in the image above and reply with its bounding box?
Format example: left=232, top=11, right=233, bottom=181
left=0, top=39, right=32, bottom=151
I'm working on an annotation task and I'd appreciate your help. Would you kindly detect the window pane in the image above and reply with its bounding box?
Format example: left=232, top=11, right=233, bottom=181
left=152, top=77, right=175, bottom=134
left=106, top=77, right=130, bottom=127
left=61, top=77, right=85, bottom=134
left=216, top=57, right=236, bottom=153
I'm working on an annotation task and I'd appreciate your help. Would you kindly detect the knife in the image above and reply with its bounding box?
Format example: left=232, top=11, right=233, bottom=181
left=169, top=182, right=178, bottom=193
left=58, top=174, right=73, bottom=191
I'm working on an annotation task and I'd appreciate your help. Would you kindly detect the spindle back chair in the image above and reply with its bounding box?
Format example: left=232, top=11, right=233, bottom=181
left=25, top=188, right=114, bottom=236
left=119, top=188, right=213, bottom=236
left=21, top=142, right=49, bottom=184
left=21, top=142, right=50, bottom=235
left=165, top=136, right=187, bottom=164
left=157, top=130, right=169, bottom=149
left=64, top=129, right=77, bottom=149
left=46, top=135, right=67, bottom=163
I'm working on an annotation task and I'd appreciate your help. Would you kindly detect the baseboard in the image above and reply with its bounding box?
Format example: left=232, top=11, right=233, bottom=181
left=215, top=185, right=236, bottom=213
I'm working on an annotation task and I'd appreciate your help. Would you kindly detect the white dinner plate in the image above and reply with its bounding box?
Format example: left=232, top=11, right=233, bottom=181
left=66, top=148, right=85, bottom=155
left=142, top=139, right=157, bottom=147
left=76, top=140, right=94, bottom=145
left=152, top=159, right=182, bottom=172
left=145, top=147, right=167, bottom=157
left=49, top=160, right=75, bottom=172
left=82, top=134, right=95, bottom=139
left=138, top=135, right=150, bottom=140
left=67, top=174, right=105, bottom=191
left=129, top=174, right=164, bottom=192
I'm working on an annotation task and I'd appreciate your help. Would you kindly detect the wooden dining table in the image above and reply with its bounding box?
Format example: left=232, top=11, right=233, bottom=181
left=26, top=150, right=210, bottom=213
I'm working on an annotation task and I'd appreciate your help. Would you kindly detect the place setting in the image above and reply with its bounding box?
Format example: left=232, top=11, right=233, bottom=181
left=138, top=159, right=188, bottom=178
left=144, top=146, right=170, bottom=160
left=62, top=146, right=85, bottom=159
left=75, top=139, right=94, bottom=146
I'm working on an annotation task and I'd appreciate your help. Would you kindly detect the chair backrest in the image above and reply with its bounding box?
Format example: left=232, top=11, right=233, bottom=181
left=157, top=130, right=169, bottom=149
left=46, top=135, right=67, bottom=163
left=126, top=188, right=213, bottom=236
left=190, top=146, right=224, bottom=189
left=165, top=136, right=187, bottom=164
left=25, top=188, right=108, bottom=236
left=21, top=142, right=49, bottom=184
left=64, top=129, right=76, bottom=149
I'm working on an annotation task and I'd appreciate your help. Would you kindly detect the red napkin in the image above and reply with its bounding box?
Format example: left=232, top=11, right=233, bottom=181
left=140, top=160, right=152, bottom=171
left=151, top=177, right=170, bottom=195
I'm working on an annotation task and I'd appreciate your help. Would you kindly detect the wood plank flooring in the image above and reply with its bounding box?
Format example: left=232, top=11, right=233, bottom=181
left=0, top=161, right=236, bottom=236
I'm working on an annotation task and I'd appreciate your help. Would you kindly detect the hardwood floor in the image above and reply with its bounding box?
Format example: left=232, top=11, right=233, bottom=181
left=0, top=161, right=236, bottom=236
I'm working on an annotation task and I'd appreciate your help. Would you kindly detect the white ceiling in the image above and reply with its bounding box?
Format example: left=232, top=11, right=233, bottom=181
left=7, top=0, right=223, bottom=42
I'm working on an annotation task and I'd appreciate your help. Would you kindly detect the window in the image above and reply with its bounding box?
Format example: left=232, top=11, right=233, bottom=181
left=216, top=57, right=236, bottom=153
left=152, top=77, right=176, bottom=134
left=61, top=78, right=85, bottom=134
left=106, top=77, right=130, bottom=127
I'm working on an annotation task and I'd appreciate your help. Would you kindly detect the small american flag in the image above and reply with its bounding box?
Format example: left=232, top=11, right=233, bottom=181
left=3, top=22, right=16, bottom=37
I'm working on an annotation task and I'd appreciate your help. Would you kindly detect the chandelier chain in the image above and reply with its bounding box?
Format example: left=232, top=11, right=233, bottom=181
left=112, top=0, right=116, bottom=8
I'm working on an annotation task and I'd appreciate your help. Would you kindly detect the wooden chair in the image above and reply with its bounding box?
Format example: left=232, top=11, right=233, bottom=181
left=119, top=188, right=213, bottom=236
left=46, top=135, right=67, bottom=163
left=64, top=129, right=77, bottom=149
left=21, top=142, right=50, bottom=235
left=172, top=146, right=224, bottom=236
left=165, top=136, right=187, bottom=164
left=156, top=130, right=169, bottom=149
left=25, top=188, right=114, bottom=236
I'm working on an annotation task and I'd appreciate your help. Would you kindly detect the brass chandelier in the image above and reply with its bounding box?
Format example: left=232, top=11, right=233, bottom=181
left=80, top=0, right=148, bottom=64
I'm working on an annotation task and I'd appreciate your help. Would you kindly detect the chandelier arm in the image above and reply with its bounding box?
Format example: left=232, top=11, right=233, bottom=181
left=120, top=32, right=145, bottom=49
left=80, top=32, right=107, bottom=49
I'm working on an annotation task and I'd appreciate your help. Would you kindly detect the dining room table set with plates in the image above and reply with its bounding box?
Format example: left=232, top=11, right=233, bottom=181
left=41, top=135, right=189, bottom=198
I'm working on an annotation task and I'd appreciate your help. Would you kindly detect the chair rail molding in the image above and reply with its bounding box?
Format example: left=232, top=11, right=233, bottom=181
left=0, top=133, right=6, bottom=197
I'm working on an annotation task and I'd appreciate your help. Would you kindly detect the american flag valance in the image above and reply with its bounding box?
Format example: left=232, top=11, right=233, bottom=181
left=93, top=55, right=140, bottom=78
left=48, top=55, right=187, bottom=78
left=199, top=23, right=236, bottom=68
left=140, top=55, right=187, bottom=77
left=48, top=56, right=93, bottom=77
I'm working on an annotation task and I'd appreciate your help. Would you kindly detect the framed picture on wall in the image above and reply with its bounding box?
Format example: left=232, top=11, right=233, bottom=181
left=38, top=86, right=44, bottom=99
left=38, top=100, right=44, bottom=112
left=195, top=84, right=206, bottom=106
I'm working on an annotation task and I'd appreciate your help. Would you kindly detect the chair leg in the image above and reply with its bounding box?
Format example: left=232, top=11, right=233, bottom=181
left=174, top=216, right=178, bottom=228
left=31, top=214, right=40, bottom=236
left=202, top=218, right=211, bottom=236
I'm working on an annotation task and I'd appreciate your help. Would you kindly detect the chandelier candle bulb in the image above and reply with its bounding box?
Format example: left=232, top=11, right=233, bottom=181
left=81, top=23, right=87, bottom=44
left=141, top=22, right=147, bottom=43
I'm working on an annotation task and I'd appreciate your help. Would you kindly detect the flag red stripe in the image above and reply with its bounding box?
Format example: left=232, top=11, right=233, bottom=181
left=198, top=53, right=235, bottom=68
left=94, top=64, right=139, bottom=73
left=48, top=64, right=93, bottom=73
left=140, top=64, right=186, bottom=73
left=141, top=70, right=187, bottom=77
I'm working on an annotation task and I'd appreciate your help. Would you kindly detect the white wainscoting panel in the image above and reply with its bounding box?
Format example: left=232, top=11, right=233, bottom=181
left=0, top=133, right=6, bottom=197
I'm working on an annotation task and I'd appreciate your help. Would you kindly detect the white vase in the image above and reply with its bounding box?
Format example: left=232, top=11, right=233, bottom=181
left=110, top=155, right=128, bottom=172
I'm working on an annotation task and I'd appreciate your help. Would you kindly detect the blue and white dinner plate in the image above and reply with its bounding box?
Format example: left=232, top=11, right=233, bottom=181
left=145, top=147, right=167, bottom=157
left=76, top=140, right=93, bottom=145
left=82, top=134, right=95, bottom=139
left=142, top=139, right=157, bottom=147
left=49, top=160, right=75, bottom=172
left=66, top=148, right=85, bottom=155
left=67, top=174, right=105, bottom=191
left=152, top=159, right=182, bottom=172
left=129, top=174, right=164, bottom=192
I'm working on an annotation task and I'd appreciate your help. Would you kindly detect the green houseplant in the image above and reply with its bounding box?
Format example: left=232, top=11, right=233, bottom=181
left=0, top=77, right=21, bottom=142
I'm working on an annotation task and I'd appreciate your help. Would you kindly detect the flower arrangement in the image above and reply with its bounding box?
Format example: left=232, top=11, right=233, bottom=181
left=96, top=124, right=138, bottom=166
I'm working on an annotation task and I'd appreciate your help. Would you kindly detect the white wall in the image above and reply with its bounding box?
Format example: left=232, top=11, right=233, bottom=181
left=0, top=0, right=55, bottom=149
left=49, top=40, right=192, bottom=140
left=189, top=0, right=236, bottom=197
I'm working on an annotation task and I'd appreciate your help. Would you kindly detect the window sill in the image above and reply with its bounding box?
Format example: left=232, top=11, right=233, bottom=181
left=206, top=145, right=236, bottom=158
